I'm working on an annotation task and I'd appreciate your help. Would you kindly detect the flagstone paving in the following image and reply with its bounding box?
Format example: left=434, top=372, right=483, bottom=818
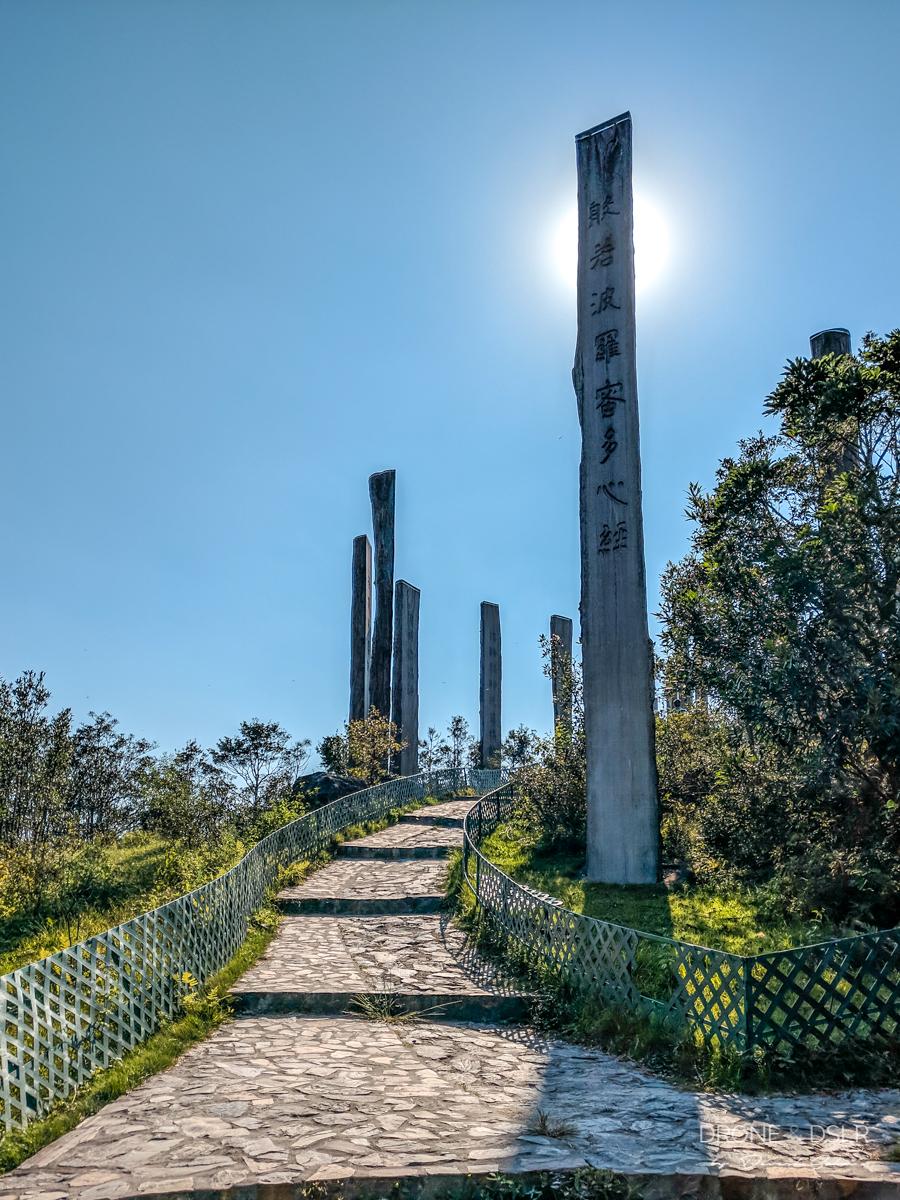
left=4, top=1017, right=899, bottom=1199
left=278, top=858, right=449, bottom=912
left=338, top=821, right=463, bottom=856
left=3, top=794, right=900, bottom=1200
left=232, top=913, right=517, bottom=1000
left=399, top=798, right=475, bottom=827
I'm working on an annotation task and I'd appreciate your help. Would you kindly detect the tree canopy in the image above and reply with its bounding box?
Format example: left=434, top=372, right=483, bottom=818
left=659, top=330, right=900, bottom=923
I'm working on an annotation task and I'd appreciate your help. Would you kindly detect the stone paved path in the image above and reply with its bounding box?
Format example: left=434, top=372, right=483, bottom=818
left=4, top=795, right=900, bottom=1199
left=278, top=859, right=448, bottom=912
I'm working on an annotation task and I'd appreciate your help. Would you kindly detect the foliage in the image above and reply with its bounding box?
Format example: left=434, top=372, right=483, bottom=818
left=0, top=671, right=313, bottom=971
left=316, top=732, right=348, bottom=774
left=140, top=741, right=233, bottom=848
left=501, top=724, right=540, bottom=771
left=69, top=712, right=154, bottom=840
left=296, top=1169, right=640, bottom=1200
left=659, top=330, right=900, bottom=925
left=475, top=818, right=839, bottom=955
left=212, top=719, right=310, bottom=820
left=345, top=707, right=404, bottom=785
left=455, top=1169, right=638, bottom=1200
left=437, top=714, right=479, bottom=770
left=418, top=725, right=442, bottom=778
left=511, top=635, right=587, bottom=852
left=450, top=841, right=899, bottom=1094
left=0, top=671, right=72, bottom=865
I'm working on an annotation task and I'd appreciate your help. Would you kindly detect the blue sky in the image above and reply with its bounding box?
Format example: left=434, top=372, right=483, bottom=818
left=2, top=0, right=898, bottom=759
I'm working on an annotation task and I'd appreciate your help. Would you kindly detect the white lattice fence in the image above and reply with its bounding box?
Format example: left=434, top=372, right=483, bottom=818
left=462, top=784, right=900, bottom=1053
left=1, top=766, right=500, bottom=1132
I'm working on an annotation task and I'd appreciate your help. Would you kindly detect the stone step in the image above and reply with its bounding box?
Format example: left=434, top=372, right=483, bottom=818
left=231, top=990, right=528, bottom=1021
left=277, top=857, right=450, bottom=910
left=232, top=913, right=522, bottom=1014
left=277, top=894, right=444, bottom=915
left=400, top=798, right=477, bottom=830
left=398, top=812, right=465, bottom=829
left=336, top=843, right=452, bottom=860
left=337, top=823, right=462, bottom=858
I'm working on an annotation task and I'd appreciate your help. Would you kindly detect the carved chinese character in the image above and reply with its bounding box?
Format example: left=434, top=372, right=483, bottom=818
left=590, top=287, right=620, bottom=316
left=595, top=379, right=624, bottom=418
left=598, top=520, right=628, bottom=554
left=590, top=236, right=614, bottom=270
left=594, top=328, right=621, bottom=364
left=598, top=479, right=628, bottom=505
left=589, top=195, right=619, bottom=225
left=600, top=425, right=618, bottom=464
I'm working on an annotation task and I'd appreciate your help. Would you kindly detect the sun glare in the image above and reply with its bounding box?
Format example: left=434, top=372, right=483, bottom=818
left=550, top=193, right=670, bottom=294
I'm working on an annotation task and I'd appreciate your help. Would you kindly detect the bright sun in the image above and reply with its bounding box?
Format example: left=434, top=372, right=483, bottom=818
left=550, top=193, right=669, bottom=294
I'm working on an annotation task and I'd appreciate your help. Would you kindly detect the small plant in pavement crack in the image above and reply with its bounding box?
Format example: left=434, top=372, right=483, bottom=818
left=529, top=1108, right=577, bottom=1140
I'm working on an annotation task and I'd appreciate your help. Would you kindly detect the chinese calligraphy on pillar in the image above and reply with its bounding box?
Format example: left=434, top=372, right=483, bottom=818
left=573, top=113, right=659, bottom=885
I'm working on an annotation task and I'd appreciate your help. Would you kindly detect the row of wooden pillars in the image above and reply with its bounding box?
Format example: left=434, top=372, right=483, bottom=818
left=348, top=471, right=574, bottom=774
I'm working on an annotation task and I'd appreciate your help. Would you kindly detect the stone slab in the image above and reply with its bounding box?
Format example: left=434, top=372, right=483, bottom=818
left=277, top=859, right=449, bottom=915
left=338, top=823, right=462, bottom=859
left=232, top=914, right=520, bottom=1003
left=399, top=798, right=477, bottom=828
left=4, top=1016, right=898, bottom=1199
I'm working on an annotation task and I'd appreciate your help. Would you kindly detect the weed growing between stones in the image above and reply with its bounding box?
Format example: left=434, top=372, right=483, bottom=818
left=529, top=1108, right=576, bottom=1139
left=348, top=990, right=419, bottom=1023
left=348, top=977, right=463, bottom=1025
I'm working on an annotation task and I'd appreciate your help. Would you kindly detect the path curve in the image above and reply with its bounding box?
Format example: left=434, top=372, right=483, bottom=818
left=3, top=797, right=899, bottom=1199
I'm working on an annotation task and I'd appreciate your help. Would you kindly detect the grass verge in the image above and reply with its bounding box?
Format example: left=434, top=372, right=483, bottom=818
left=447, top=848, right=900, bottom=1093
left=476, top=819, right=845, bottom=954
left=0, top=895, right=284, bottom=1175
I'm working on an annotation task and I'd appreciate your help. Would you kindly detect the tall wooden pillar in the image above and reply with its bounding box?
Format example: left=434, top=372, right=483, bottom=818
left=550, top=613, right=574, bottom=734
left=349, top=534, right=372, bottom=722
left=368, top=469, right=395, bottom=720
left=479, top=601, right=502, bottom=769
left=574, top=113, right=658, bottom=884
left=391, top=580, right=420, bottom=776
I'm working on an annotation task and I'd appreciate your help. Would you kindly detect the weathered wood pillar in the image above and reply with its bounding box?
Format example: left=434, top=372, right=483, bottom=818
left=349, top=534, right=372, bottom=723
left=574, top=113, right=659, bottom=884
left=368, top=469, right=395, bottom=721
left=811, top=329, right=857, bottom=475
left=549, top=614, right=573, bottom=734
left=810, top=328, right=851, bottom=359
left=479, top=601, right=502, bottom=769
left=391, top=580, right=420, bottom=776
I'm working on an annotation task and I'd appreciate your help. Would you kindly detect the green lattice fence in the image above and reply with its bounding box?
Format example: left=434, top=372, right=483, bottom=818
left=0, top=767, right=501, bottom=1132
left=462, top=784, right=900, bottom=1053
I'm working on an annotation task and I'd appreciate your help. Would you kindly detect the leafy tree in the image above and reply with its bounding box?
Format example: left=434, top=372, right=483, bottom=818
left=141, top=741, right=234, bottom=847
left=418, top=726, right=441, bottom=784
left=316, top=732, right=349, bottom=775
left=436, top=715, right=477, bottom=770
left=659, top=330, right=900, bottom=923
left=346, top=707, right=404, bottom=785
left=0, top=671, right=72, bottom=859
left=502, top=724, right=540, bottom=771
left=69, top=712, right=154, bottom=840
left=211, top=720, right=310, bottom=819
